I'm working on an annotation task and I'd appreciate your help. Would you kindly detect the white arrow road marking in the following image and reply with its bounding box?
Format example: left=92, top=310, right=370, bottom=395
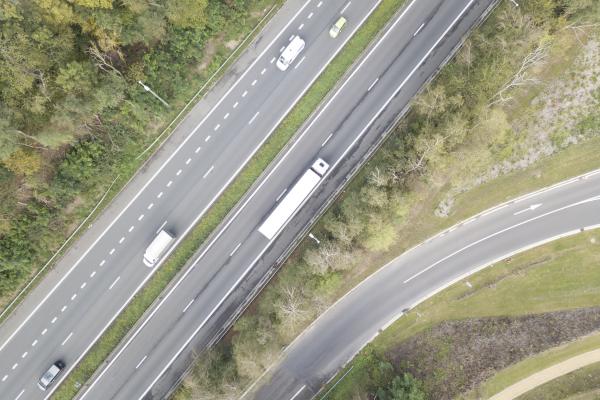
left=513, top=203, right=542, bottom=215
left=405, top=195, right=600, bottom=283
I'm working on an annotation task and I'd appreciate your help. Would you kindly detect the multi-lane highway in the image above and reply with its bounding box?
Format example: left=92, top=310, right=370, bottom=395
left=71, top=0, right=500, bottom=399
left=0, top=0, right=503, bottom=398
left=0, top=0, right=382, bottom=398
left=252, top=170, right=600, bottom=400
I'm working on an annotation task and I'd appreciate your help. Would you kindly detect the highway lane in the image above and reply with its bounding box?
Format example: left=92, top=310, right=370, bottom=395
left=0, top=1, right=381, bottom=399
left=253, top=171, right=600, bottom=400
left=74, top=0, right=498, bottom=399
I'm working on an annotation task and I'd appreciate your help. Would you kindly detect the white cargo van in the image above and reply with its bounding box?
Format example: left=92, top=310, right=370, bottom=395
left=276, top=35, right=305, bottom=71
left=143, top=229, right=175, bottom=267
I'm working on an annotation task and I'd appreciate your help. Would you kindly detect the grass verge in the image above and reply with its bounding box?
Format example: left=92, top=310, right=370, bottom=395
left=52, top=0, right=409, bottom=398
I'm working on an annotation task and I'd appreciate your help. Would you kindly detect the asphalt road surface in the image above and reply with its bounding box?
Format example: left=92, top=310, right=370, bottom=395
left=0, top=0, right=382, bottom=398
left=252, top=170, right=600, bottom=400
left=71, top=0, right=500, bottom=399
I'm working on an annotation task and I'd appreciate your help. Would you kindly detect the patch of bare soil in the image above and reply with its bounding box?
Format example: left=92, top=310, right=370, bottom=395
left=386, top=308, right=600, bottom=399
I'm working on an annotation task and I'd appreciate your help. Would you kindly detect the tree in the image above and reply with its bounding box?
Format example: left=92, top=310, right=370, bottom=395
left=2, top=148, right=42, bottom=176
left=363, top=214, right=397, bottom=252
left=414, top=85, right=447, bottom=121
left=376, top=373, right=426, bottom=400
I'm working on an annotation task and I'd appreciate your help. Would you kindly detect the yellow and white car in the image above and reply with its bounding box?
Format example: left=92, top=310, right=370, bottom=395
left=329, top=16, right=347, bottom=38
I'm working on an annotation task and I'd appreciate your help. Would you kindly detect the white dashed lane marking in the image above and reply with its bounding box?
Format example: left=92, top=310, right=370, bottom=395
left=233, top=102, right=239, bottom=108
left=176, top=169, right=182, bottom=176
left=195, top=146, right=201, bottom=153
left=186, top=158, right=191, bottom=165
left=61, top=305, right=67, bottom=312
left=81, top=282, right=87, bottom=289
left=31, top=340, right=37, bottom=347
left=166, top=181, right=172, bottom=188
left=249, top=112, right=260, bottom=125
left=119, top=237, right=125, bottom=244
left=205, top=136, right=211, bottom=142
left=100, top=259, right=106, bottom=266
left=214, top=124, right=220, bottom=131
left=295, top=56, right=306, bottom=69
left=11, top=363, right=17, bottom=370
left=70, top=293, right=76, bottom=301
left=270, top=57, right=276, bottom=64
left=135, top=355, right=148, bottom=369
left=182, top=299, right=194, bottom=313
left=138, top=214, right=144, bottom=221
left=341, top=1, right=351, bottom=13
left=299, top=23, right=304, bottom=30
left=21, top=352, right=27, bottom=359
left=147, top=203, right=154, bottom=210
left=203, top=166, right=215, bottom=179
left=51, top=316, right=58, bottom=323
left=242, top=90, right=248, bottom=97
left=2, top=375, right=7, bottom=382
left=109, top=276, right=120, bottom=290
left=41, top=329, right=47, bottom=335
left=261, top=68, right=266, bottom=75
left=224, top=113, right=230, bottom=120
left=308, top=12, right=313, bottom=18
left=251, top=79, right=257, bottom=86
left=157, top=192, right=163, bottom=198
left=61, top=332, right=73, bottom=346
left=90, top=271, right=96, bottom=278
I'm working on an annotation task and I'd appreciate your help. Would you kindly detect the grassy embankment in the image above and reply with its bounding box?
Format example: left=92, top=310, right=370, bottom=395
left=54, top=0, right=410, bottom=398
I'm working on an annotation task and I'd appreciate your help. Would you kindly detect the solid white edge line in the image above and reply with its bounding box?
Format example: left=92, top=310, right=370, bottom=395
left=0, top=0, right=313, bottom=360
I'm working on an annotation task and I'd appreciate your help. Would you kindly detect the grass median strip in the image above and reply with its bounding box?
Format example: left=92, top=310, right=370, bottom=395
left=52, top=0, right=409, bottom=398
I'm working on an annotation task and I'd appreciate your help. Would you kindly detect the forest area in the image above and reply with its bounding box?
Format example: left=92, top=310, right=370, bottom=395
left=174, top=0, right=600, bottom=399
left=0, top=0, right=275, bottom=302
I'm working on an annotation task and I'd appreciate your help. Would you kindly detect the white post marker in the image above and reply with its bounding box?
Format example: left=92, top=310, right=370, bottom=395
left=308, top=233, right=320, bottom=244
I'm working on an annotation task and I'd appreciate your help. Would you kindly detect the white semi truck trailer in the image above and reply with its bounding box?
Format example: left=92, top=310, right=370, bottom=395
left=258, top=158, right=329, bottom=240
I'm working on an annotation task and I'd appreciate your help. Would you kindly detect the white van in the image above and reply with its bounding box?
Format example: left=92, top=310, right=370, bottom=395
left=143, top=229, right=175, bottom=267
left=276, top=35, right=305, bottom=71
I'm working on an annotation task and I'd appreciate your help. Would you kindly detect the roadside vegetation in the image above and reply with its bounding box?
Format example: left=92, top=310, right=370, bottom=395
left=174, top=0, right=600, bottom=398
left=0, top=0, right=280, bottom=309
